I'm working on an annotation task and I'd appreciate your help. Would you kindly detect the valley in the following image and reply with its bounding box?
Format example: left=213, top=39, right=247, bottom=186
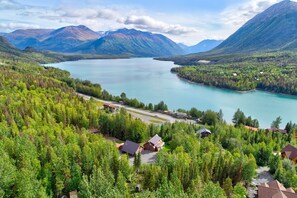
left=1, top=0, right=297, bottom=197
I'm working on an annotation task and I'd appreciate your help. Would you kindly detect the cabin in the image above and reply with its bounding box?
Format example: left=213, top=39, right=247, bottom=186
left=103, top=103, right=119, bottom=112
left=121, top=140, right=142, bottom=156
left=196, top=127, right=211, bottom=138
left=257, top=180, right=297, bottom=198
left=144, top=134, right=164, bottom=152
left=281, top=144, right=297, bottom=164
left=266, top=128, right=288, bottom=134
left=244, top=125, right=259, bottom=132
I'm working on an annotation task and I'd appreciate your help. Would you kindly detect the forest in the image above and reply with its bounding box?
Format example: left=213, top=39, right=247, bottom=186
left=0, top=57, right=297, bottom=198
left=160, top=51, right=297, bottom=95
left=172, top=61, right=297, bottom=95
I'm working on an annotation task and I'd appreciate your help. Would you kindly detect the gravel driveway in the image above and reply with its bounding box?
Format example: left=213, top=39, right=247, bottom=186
left=248, top=167, right=274, bottom=198
left=128, top=150, right=158, bottom=165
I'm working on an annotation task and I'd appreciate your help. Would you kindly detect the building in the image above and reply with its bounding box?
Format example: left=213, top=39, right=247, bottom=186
left=121, top=140, right=142, bottom=156
left=196, top=127, right=211, bottom=138
left=266, top=128, right=288, bottom=134
left=144, top=134, right=164, bottom=152
left=103, top=103, right=119, bottom=112
left=244, top=125, right=259, bottom=132
left=281, top=144, right=297, bottom=163
left=257, top=180, right=297, bottom=198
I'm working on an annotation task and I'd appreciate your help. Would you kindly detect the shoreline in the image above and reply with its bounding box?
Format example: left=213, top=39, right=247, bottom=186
left=174, top=73, right=297, bottom=98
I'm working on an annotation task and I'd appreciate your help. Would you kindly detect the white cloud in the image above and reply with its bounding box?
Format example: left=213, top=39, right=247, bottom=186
left=0, top=22, right=40, bottom=30
left=221, top=0, right=280, bottom=27
left=119, top=15, right=198, bottom=35
left=0, top=0, right=22, bottom=10
left=62, top=8, right=118, bottom=20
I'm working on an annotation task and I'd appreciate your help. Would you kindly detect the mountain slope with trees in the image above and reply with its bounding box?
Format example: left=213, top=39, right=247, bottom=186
left=71, top=28, right=185, bottom=57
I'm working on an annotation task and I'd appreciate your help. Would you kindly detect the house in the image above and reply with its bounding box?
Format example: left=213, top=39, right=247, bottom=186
left=244, top=125, right=259, bottom=132
left=266, top=128, right=288, bottom=134
left=103, top=103, right=119, bottom=112
left=144, top=134, right=164, bottom=152
left=257, top=180, right=297, bottom=198
left=196, top=127, right=211, bottom=138
left=281, top=144, right=297, bottom=163
left=121, top=140, right=142, bottom=156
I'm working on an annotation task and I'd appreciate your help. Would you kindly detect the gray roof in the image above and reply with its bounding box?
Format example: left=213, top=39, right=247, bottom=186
left=121, top=140, right=140, bottom=155
left=196, top=127, right=211, bottom=134
left=149, top=134, right=162, bottom=146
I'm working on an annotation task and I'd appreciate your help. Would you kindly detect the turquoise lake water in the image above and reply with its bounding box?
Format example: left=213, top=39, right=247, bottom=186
left=46, top=58, right=297, bottom=128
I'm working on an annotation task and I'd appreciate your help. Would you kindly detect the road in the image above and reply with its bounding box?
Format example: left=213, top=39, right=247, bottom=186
left=77, top=93, right=196, bottom=125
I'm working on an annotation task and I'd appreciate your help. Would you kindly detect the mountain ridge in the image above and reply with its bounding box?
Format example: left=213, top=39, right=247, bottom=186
left=212, top=0, right=297, bottom=54
left=70, top=28, right=185, bottom=57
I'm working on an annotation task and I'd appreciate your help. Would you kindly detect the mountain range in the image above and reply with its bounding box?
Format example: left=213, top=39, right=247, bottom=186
left=70, top=28, right=185, bottom=57
left=161, top=0, right=297, bottom=65
left=213, top=0, right=297, bottom=54
left=2, top=26, right=188, bottom=57
left=3, top=0, right=297, bottom=58
left=180, top=40, right=223, bottom=54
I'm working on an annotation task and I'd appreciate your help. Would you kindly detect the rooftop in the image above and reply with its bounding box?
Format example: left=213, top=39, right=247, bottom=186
left=196, top=127, right=211, bottom=134
left=148, top=134, right=162, bottom=146
left=281, top=144, right=297, bottom=160
left=121, top=140, right=141, bottom=155
left=258, top=180, right=297, bottom=198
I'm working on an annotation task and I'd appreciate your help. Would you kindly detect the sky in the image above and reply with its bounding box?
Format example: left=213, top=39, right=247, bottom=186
left=0, top=0, right=290, bottom=45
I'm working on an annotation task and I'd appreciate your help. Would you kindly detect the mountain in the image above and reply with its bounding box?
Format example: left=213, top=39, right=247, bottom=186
left=4, top=29, right=53, bottom=49
left=185, top=40, right=223, bottom=54
left=0, top=36, right=18, bottom=53
left=71, top=28, right=185, bottom=57
left=213, top=0, right=297, bottom=53
left=178, top=43, right=189, bottom=50
left=3, top=25, right=101, bottom=51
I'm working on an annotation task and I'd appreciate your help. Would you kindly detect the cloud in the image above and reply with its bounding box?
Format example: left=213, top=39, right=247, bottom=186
left=221, top=0, right=279, bottom=26
left=0, top=22, right=40, bottom=31
left=0, top=0, right=22, bottom=10
left=62, top=8, right=118, bottom=20
left=119, top=15, right=197, bottom=35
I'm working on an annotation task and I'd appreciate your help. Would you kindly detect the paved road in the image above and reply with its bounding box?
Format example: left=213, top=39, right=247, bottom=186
left=77, top=93, right=196, bottom=125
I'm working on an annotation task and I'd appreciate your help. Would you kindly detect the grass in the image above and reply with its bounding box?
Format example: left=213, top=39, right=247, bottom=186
left=95, top=101, right=104, bottom=107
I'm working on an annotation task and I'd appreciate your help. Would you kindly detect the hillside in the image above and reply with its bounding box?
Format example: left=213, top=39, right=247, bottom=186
left=0, top=55, right=296, bottom=197
left=0, top=36, right=86, bottom=63
left=3, top=25, right=101, bottom=51
left=213, top=0, right=297, bottom=53
left=71, top=28, right=185, bottom=57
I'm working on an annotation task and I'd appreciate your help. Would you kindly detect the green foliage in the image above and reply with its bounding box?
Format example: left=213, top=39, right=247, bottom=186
left=170, top=51, right=297, bottom=95
left=0, top=58, right=296, bottom=197
left=271, top=116, right=282, bottom=129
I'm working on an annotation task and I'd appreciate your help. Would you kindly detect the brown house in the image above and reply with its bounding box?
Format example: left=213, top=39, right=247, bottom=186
left=257, top=180, right=297, bottom=198
left=244, top=125, right=259, bottom=132
left=144, top=134, right=164, bottom=152
left=266, top=128, right=288, bottom=134
left=103, top=103, right=119, bottom=112
left=121, top=140, right=142, bottom=156
left=281, top=144, right=297, bottom=164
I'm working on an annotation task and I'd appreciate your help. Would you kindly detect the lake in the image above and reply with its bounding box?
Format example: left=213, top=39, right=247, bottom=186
left=46, top=58, right=297, bottom=128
